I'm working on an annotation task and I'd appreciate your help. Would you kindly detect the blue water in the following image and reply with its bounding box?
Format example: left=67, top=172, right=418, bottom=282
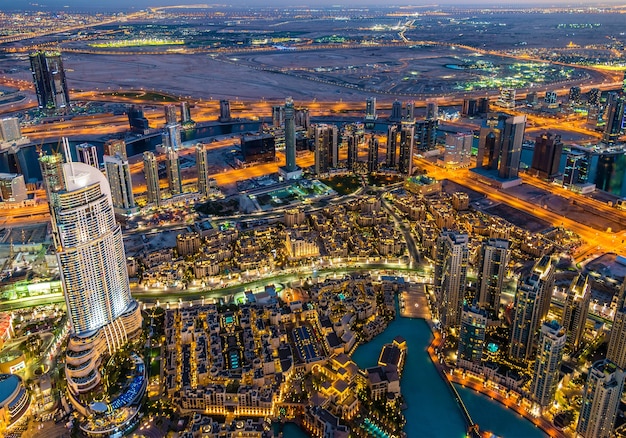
left=455, top=385, right=547, bottom=438
left=351, top=317, right=546, bottom=438
left=352, top=318, right=467, bottom=437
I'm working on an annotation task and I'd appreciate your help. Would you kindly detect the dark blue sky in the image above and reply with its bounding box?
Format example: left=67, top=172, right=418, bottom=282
left=6, top=0, right=621, bottom=12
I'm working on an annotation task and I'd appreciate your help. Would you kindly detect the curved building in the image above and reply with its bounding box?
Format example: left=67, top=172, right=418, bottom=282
left=0, top=374, right=30, bottom=430
left=39, top=150, right=142, bottom=404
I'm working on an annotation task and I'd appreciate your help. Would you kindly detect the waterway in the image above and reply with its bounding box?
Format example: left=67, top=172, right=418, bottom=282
left=282, top=316, right=547, bottom=437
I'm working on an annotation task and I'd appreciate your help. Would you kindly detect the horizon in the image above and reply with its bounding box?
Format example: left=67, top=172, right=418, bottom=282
left=5, top=0, right=626, bottom=12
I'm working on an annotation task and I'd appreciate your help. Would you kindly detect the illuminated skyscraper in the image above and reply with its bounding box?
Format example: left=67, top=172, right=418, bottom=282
left=415, top=119, right=438, bottom=151
left=166, top=147, right=182, bottom=196
left=476, top=114, right=502, bottom=169
left=75, top=143, right=99, bottom=168
left=386, top=124, right=398, bottom=168
left=576, top=359, right=624, bottom=438
left=0, top=117, right=21, bottom=142
left=531, top=133, right=563, bottom=179
left=443, top=132, right=473, bottom=168
left=457, top=304, right=487, bottom=366
left=284, top=97, right=297, bottom=172
left=219, top=99, right=231, bottom=122
left=587, top=88, right=601, bottom=107
left=569, top=86, right=581, bottom=104
left=602, top=92, right=625, bottom=144
left=563, top=150, right=590, bottom=187
left=509, top=256, right=554, bottom=361
left=164, top=104, right=178, bottom=125
left=477, top=238, right=510, bottom=315
left=143, top=151, right=161, bottom=206
left=196, top=143, right=211, bottom=197
left=398, top=123, right=414, bottom=175
left=434, top=231, right=469, bottom=328
left=314, top=124, right=338, bottom=175
left=346, top=133, right=360, bottom=170
left=103, top=145, right=136, bottom=215
left=426, top=101, right=438, bottom=120
left=389, top=100, right=402, bottom=122
left=365, top=97, right=377, bottom=122
left=39, top=145, right=141, bottom=398
left=607, top=282, right=626, bottom=369
left=29, top=50, right=70, bottom=111
left=404, top=101, right=415, bottom=122
left=496, top=88, right=515, bottom=109
left=180, top=101, right=192, bottom=124
left=367, top=135, right=379, bottom=173
left=530, top=320, right=566, bottom=407
left=561, top=274, right=590, bottom=351
left=498, top=115, right=526, bottom=179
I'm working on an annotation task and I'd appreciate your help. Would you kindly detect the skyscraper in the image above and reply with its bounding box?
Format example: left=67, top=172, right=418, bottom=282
left=127, top=105, right=150, bottom=134
left=166, top=147, right=182, bottom=196
left=367, top=135, right=379, bottom=173
left=434, top=231, right=469, bottom=328
left=365, top=97, right=377, bottom=126
left=531, top=133, right=563, bottom=179
left=607, top=282, right=626, bottom=369
left=576, top=359, right=624, bottom=438
left=496, top=88, right=515, bottom=109
left=462, top=99, right=478, bottom=117
left=39, top=146, right=141, bottom=398
left=219, top=99, right=231, bottom=122
left=509, top=256, right=555, bottom=360
left=404, top=101, right=415, bottom=122
left=443, top=132, right=473, bottom=168
left=284, top=97, right=297, bottom=172
left=533, top=255, right=556, bottom=321
left=498, top=115, right=526, bottom=179
left=75, top=143, right=99, bottom=168
left=563, top=150, right=590, bottom=187
left=389, top=100, right=402, bottom=122
left=386, top=124, right=398, bottom=168
left=103, top=139, right=134, bottom=214
left=476, top=114, right=502, bottom=169
left=346, top=133, right=360, bottom=170
left=180, top=101, right=192, bottom=125
left=272, top=105, right=284, bottom=127
left=0, top=117, right=21, bottom=142
left=104, top=153, right=136, bottom=215
left=314, top=124, right=338, bottom=175
left=530, top=320, right=566, bottom=407
left=143, top=151, right=161, bottom=206
left=29, top=50, right=70, bottom=111
left=561, top=274, right=590, bottom=351
left=164, top=104, right=178, bottom=125
left=602, top=92, right=625, bottom=144
left=415, top=119, right=438, bottom=151
left=477, top=238, right=510, bottom=316
left=457, top=305, right=487, bottom=366
left=426, top=101, right=438, bottom=120
left=196, top=143, right=211, bottom=197
left=398, top=123, right=414, bottom=175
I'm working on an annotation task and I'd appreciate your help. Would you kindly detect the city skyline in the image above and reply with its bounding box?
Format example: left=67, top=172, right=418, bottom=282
left=7, top=0, right=626, bottom=11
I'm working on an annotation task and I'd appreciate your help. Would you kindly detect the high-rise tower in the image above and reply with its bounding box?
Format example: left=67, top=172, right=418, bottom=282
left=607, top=282, right=626, bottom=369
left=166, top=147, right=182, bottom=196
left=477, top=238, right=510, bottom=316
left=531, top=133, right=563, bottom=179
left=365, top=97, right=377, bottom=128
left=39, top=144, right=141, bottom=399
left=103, top=140, right=133, bottom=213
left=196, top=143, right=211, bottom=198
left=602, top=92, right=625, bottom=144
left=367, top=135, right=379, bottom=173
left=457, top=305, right=487, bottom=366
left=29, top=50, right=70, bottom=111
left=389, top=100, right=402, bottom=122
left=498, top=115, right=526, bottom=179
left=576, top=359, right=624, bottom=438
left=561, top=273, right=590, bottom=351
left=314, top=124, right=338, bottom=175
left=143, top=151, right=161, bottom=206
left=398, top=123, right=415, bottom=176
left=434, top=231, right=469, bottom=328
left=219, top=99, right=232, bottom=122
left=386, top=124, right=398, bottom=168
left=284, top=97, right=297, bottom=172
left=75, top=143, right=99, bottom=168
left=530, top=320, right=566, bottom=407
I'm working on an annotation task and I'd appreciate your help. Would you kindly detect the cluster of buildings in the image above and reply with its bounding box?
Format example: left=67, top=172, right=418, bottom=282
left=166, top=273, right=407, bottom=437
left=136, top=195, right=407, bottom=289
